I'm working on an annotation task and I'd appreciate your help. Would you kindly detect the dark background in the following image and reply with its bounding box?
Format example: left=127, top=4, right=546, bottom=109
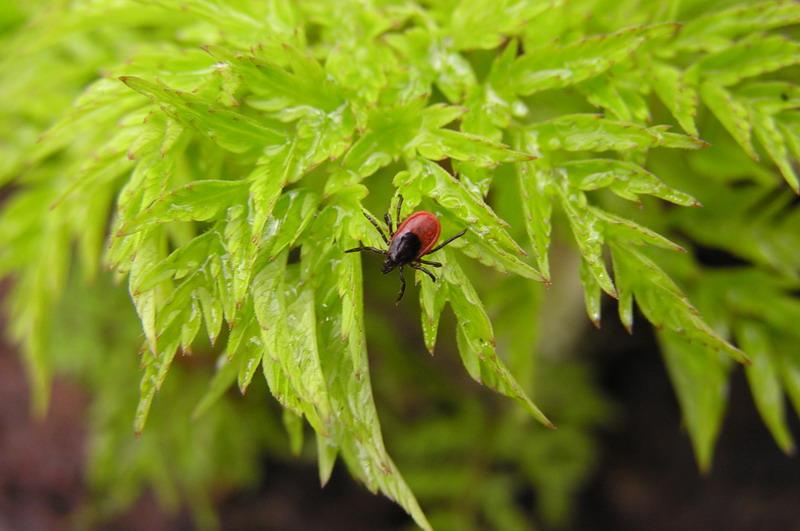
left=2, top=294, right=799, bottom=531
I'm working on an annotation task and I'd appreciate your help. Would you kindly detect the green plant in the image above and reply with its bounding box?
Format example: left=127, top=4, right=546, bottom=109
left=1, top=0, right=799, bottom=528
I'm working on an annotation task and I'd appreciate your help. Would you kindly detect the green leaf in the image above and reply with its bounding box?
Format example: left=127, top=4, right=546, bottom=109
left=610, top=245, right=748, bottom=364
left=385, top=29, right=476, bottom=103
left=554, top=184, right=616, bottom=298
left=577, top=75, right=635, bottom=122
left=421, top=104, right=466, bottom=130
left=338, top=243, right=363, bottom=345
left=591, top=208, right=685, bottom=253
left=700, top=82, right=758, bottom=160
left=249, top=153, right=291, bottom=240
left=443, top=251, right=554, bottom=429
left=659, top=331, right=729, bottom=472
left=776, top=342, right=800, bottom=421
left=750, top=107, right=800, bottom=193
left=781, top=117, right=800, bottom=166
left=512, top=27, right=653, bottom=95
left=324, top=25, right=398, bottom=103
left=223, top=204, right=253, bottom=308
left=30, top=77, right=146, bottom=164
left=294, top=104, right=356, bottom=165
left=430, top=46, right=475, bottom=103
left=316, top=433, right=338, bottom=486
left=613, top=250, right=634, bottom=334
left=107, top=154, right=178, bottom=272
left=120, top=180, right=248, bottom=235
left=525, top=115, right=707, bottom=153
left=134, top=354, right=160, bottom=436
left=343, top=102, right=423, bottom=177
left=649, top=62, right=698, bottom=136
left=134, top=287, right=192, bottom=434
left=207, top=45, right=343, bottom=112
left=736, top=322, right=795, bottom=454
left=579, top=258, right=602, bottom=327
left=563, top=158, right=699, bottom=206
left=140, top=0, right=273, bottom=44
left=283, top=408, right=305, bottom=456
left=129, top=233, right=162, bottom=352
left=447, top=0, right=552, bottom=51
left=120, top=76, right=286, bottom=153
left=237, top=329, right=265, bottom=394
left=155, top=271, right=206, bottom=354
left=515, top=135, right=553, bottom=280
left=416, top=129, right=534, bottom=167
left=224, top=187, right=318, bottom=314
left=259, top=189, right=319, bottom=259
left=419, top=268, right=448, bottom=353
left=740, top=81, right=800, bottom=114
left=261, top=338, right=306, bottom=418
left=688, top=35, right=800, bottom=87
left=138, top=230, right=223, bottom=291
left=253, top=254, right=331, bottom=435
left=675, top=1, right=800, bottom=51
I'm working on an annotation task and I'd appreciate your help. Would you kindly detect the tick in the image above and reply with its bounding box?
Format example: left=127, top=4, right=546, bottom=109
left=345, top=195, right=467, bottom=303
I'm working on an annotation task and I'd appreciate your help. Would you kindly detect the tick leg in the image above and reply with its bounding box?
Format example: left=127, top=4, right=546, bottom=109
left=395, top=194, right=404, bottom=227
left=362, top=211, right=389, bottom=244
left=418, top=259, right=442, bottom=267
left=410, top=263, right=437, bottom=282
left=384, top=212, right=394, bottom=236
left=345, top=242, right=386, bottom=255
left=396, top=266, right=406, bottom=304
left=425, top=229, right=467, bottom=255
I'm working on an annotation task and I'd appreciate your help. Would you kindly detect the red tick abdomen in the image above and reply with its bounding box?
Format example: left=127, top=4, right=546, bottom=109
left=394, top=211, right=441, bottom=258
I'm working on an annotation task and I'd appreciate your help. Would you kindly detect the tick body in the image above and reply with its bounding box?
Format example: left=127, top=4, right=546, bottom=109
left=384, top=212, right=440, bottom=271
left=345, top=196, right=467, bottom=303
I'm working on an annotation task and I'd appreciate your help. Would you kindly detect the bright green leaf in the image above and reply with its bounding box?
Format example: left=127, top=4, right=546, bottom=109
left=120, top=180, right=248, bottom=235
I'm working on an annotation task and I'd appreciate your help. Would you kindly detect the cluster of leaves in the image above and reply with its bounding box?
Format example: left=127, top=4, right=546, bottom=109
left=1, top=0, right=800, bottom=528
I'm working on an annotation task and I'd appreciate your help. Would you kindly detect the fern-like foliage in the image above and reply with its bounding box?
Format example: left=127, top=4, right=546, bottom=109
left=1, top=0, right=800, bottom=527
